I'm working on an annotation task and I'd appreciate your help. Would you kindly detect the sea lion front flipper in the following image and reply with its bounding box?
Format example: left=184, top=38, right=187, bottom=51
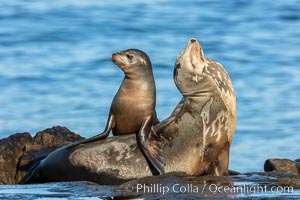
left=66, top=113, right=115, bottom=149
left=137, top=116, right=165, bottom=175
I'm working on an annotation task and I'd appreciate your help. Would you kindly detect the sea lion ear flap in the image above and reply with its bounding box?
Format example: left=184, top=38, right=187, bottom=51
left=141, top=59, right=147, bottom=66
left=200, top=48, right=205, bottom=62
left=140, top=57, right=149, bottom=66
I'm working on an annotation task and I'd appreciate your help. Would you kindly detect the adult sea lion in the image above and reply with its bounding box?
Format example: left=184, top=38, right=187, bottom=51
left=21, top=38, right=236, bottom=184
left=67, top=49, right=163, bottom=174
left=158, top=38, right=236, bottom=176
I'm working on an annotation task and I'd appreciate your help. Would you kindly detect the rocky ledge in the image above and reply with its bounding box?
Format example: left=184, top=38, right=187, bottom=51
left=0, top=126, right=299, bottom=199
left=0, top=126, right=84, bottom=184
left=264, top=158, right=300, bottom=175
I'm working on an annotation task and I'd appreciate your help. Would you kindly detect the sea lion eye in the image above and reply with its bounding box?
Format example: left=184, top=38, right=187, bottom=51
left=126, top=54, right=133, bottom=60
left=176, top=63, right=181, bottom=69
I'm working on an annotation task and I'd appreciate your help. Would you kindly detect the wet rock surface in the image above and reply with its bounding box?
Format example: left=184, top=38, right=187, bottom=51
left=0, top=173, right=299, bottom=199
left=1, top=128, right=300, bottom=199
left=0, top=126, right=84, bottom=184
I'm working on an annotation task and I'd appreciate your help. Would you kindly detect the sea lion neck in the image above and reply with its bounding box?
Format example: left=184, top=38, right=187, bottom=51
left=123, top=64, right=154, bottom=81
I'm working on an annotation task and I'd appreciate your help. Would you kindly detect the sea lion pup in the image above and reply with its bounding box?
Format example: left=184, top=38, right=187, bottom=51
left=67, top=49, right=164, bottom=174
left=157, top=38, right=236, bottom=176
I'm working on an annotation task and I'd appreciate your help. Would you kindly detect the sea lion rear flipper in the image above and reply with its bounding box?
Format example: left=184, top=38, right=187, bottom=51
left=66, top=114, right=115, bottom=149
left=137, top=116, right=165, bottom=175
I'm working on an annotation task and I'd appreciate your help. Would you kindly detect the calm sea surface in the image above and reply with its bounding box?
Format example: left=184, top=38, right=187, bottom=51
left=0, top=0, right=299, bottom=172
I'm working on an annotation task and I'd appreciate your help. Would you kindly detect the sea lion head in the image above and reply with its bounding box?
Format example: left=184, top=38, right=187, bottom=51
left=174, top=38, right=207, bottom=95
left=111, top=49, right=152, bottom=75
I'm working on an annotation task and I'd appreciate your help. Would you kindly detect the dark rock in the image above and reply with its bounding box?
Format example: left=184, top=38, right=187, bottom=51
left=228, top=169, right=240, bottom=175
left=0, top=132, right=32, bottom=185
left=0, top=126, right=85, bottom=184
left=264, top=158, right=299, bottom=175
left=33, top=126, right=84, bottom=147
left=296, top=158, right=300, bottom=172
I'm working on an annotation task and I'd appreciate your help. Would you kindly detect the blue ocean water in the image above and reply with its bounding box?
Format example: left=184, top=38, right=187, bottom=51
left=0, top=0, right=299, bottom=173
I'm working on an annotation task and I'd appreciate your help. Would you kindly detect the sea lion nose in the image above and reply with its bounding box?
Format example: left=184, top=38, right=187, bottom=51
left=111, top=53, right=117, bottom=61
left=190, top=38, right=197, bottom=43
